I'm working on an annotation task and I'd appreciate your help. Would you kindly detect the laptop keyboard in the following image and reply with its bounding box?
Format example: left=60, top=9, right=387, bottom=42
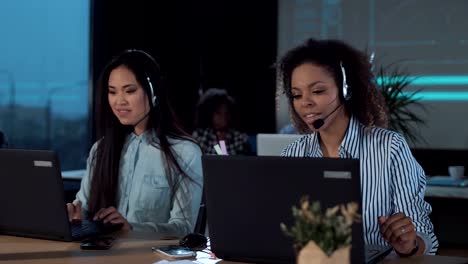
left=71, top=219, right=122, bottom=240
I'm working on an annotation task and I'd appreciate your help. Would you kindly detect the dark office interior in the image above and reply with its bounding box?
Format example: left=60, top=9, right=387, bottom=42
left=1, top=0, right=468, bottom=262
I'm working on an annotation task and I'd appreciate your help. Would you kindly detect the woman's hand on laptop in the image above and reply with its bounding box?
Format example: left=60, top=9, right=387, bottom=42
left=378, top=213, right=423, bottom=256
left=93, top=206, right=132, bottom=231
left=66, top=200, right=82, bottom=222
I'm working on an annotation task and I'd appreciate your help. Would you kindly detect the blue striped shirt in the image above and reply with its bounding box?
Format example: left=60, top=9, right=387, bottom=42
left=281, top=116, right=438, bottom=254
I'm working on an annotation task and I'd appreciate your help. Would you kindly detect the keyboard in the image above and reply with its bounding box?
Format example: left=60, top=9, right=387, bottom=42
left=71, top=219, right=122, bottom=240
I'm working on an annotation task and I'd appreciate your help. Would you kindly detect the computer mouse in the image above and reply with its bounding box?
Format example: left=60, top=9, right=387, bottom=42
left=179, top=233, right=208, bottom=250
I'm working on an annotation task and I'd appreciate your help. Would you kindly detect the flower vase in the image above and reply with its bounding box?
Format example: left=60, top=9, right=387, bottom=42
left=297, top=241, right=351, bottom=264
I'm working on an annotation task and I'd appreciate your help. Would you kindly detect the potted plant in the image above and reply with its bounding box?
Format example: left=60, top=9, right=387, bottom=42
left=375, top=64, right=427, bottom=145
left=280, top=197, right=361, bottom=264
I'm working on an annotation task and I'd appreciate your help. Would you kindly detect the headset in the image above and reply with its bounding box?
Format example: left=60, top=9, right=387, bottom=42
left=132, top=75, right=157, bottom=127
left=311, top=61, right=352, bottom=129
left=125, top=49, right=160, bottom=127
left=127, top=49, right=159, bottom=108
left=146, top=76, right=157, bottom=107
left=340, top=61, right=351, bottom=101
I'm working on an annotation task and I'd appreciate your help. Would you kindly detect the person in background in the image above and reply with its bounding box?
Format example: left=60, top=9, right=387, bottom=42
left=278, top=38, right=438, bottom=256
left=193, top=88, right=251, bottom=155
left=66, top=49, right=203, bottom=237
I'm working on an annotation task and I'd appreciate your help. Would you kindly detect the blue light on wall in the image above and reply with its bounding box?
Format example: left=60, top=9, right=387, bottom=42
left=411, top=76, right=468, bottom=86
left=401, top=91, right=468, bottom=101
left=377, top=75, right=468, bottom=101
left=377, top=75, right=468, bottom=86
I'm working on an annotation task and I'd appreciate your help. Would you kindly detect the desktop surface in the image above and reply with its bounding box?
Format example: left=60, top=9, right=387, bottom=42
left=0, top=231, right=171, bottom=264
left=427, top=176, right=468, bottom=187
left=0, top=232, right=467, bottom=264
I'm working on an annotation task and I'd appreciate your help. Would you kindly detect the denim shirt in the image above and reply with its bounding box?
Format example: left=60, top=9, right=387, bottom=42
left=75, top=130, right=203, bottom=237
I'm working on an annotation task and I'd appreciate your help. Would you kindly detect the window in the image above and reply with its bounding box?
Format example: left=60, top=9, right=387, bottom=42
left=278, top=0, right=468, bottom=148
left=0, top=0, right=90, bottom=169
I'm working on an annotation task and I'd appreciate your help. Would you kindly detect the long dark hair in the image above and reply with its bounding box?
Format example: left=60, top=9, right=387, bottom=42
left=277, top=38, right=388, bottom=133
left=89, top=49, right=198, bottom=215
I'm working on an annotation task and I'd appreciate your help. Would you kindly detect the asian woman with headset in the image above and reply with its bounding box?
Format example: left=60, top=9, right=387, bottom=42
left=66, top=50, right=203, bottom=237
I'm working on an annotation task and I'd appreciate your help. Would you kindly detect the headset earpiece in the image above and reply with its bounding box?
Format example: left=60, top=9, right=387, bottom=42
left=147, top=76, right=157, bottom=107
left=340, top=61, right=351, bottom=101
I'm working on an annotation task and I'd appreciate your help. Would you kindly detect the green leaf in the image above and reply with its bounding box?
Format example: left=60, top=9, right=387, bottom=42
left=375, top=63, right=428, bottom=144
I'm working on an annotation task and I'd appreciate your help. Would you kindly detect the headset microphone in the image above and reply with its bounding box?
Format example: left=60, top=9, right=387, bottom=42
left=132, top=111, right=150, bottom=128
left=312, top=103, right=342, bottom=129
left=131, top=76, right=155, bottom=128
left=311, top=61, right=351, bottom=130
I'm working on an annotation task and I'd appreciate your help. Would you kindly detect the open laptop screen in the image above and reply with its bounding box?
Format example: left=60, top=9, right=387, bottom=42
left=0, top=149, right=72, bottom=241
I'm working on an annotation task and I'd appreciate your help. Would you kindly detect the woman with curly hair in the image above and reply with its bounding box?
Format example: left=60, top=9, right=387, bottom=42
left=278, top=39, right=438, bottom=257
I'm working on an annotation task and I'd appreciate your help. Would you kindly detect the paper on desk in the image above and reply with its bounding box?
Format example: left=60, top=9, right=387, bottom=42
left=154, top=251, right=221, bottom=264
left=193, top=251, right=222, bottom=264
left=154, top=260, right=195, bottom=264
left=153, top=258, right=221, bottom=264
left=195, top=258, right=221, bottom=263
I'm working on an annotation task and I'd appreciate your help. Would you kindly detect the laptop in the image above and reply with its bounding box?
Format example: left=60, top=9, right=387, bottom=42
left=256, top=134, right=304, bottom=156
left=202, top=156, right=392, bottom=264
left=0, top=149, right=120, bottom=241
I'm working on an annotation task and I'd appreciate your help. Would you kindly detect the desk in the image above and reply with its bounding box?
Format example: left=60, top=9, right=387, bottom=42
left=426, top=185, right=468, bottom=199
left=1, top=233, right=468, bottom=264
left=424, top=182, right=468, bottom=248
left=0, top=232, right=173, bottom=264
left=379, top=255, right=468, bottom=264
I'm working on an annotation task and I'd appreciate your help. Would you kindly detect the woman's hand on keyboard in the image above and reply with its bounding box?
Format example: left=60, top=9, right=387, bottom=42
left=66, top=200, right=82, bottom=222
left=93, top=206, right=132, bottom=231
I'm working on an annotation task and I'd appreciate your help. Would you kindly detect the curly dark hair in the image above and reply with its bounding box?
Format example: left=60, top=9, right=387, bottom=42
left=277, top=38, right=388, bottom=133
left=195, top=88, right=237, bottom=129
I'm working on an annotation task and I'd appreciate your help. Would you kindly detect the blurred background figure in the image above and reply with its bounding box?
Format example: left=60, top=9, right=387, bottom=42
left=193, top=88, right=252, bottom=155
